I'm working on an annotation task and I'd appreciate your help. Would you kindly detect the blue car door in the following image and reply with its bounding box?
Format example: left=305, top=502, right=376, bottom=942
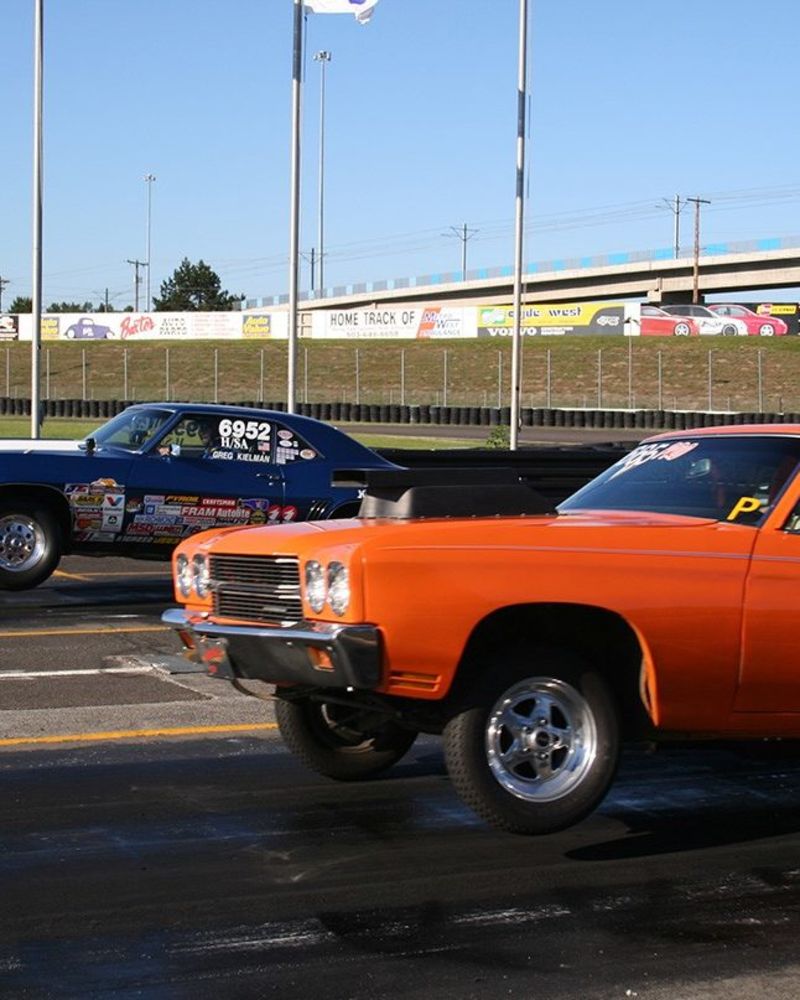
left=120, top=412, right=286, bottom=549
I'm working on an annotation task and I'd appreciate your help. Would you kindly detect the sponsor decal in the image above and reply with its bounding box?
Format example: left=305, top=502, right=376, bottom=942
left=0, top=315, right=19, bottom=341
left=609, top=441, right=699, bottom=479
left=120, top=315, right=156, bottom=338
left=242, top=314, right=272, bottom=338
left=101, top=511, right=123, bottom=532
left=71, top=494, right=105, bottom=508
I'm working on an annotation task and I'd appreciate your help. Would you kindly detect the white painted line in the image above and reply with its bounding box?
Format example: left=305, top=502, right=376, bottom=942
left=0, top=666, right=155, bottom=680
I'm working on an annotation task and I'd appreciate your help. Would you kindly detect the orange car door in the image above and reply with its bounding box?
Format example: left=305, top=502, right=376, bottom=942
left=737, top=493, right=800, bottom=713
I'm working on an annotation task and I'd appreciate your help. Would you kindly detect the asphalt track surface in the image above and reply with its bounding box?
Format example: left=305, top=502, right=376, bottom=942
left=1, top=555, right=800, bottom=996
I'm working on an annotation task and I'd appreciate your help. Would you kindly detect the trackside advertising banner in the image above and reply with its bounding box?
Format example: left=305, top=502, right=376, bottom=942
left=308, top=306, right=477, bottom=339
left=3, top=303, right=799, bottom=343
left=477, top=303, right=627, bottom=337
left=7, top=312, right=287, bottom=342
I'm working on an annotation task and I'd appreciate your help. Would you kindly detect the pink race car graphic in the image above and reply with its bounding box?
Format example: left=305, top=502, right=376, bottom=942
left=707, top=304, right=788, bottom=337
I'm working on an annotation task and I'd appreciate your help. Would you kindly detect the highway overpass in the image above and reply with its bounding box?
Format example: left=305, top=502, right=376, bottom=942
left=244, top=239, right=800, bottom=312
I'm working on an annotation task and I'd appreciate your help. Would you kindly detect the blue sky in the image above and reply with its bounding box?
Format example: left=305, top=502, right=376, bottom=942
left=2, top=0, right=799, bottom=309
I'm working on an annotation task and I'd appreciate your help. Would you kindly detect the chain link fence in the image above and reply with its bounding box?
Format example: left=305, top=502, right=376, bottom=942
left=3, top=339, right=800, bottom=415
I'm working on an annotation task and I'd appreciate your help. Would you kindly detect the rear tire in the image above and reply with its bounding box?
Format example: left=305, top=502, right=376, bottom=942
left=275, top=695, right=418, bottom=781
left=443, top=648, right=619, bottom=834
left=0, top=501, right=61, bottom=590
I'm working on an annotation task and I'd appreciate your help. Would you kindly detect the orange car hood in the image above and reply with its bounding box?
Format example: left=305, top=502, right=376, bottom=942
left=196, top=509, right=723, bottom=560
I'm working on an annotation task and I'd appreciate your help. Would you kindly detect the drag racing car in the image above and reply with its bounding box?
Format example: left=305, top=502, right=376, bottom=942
left=0, top=403, right=397, bottom=590
left=164, top=424, right=800, bottom=834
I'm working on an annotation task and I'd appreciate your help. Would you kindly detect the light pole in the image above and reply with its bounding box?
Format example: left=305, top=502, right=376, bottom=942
left=314, top=50, right=331, bottom=295
left=31, top=0, right=44, bottom=438
left=144, top=174, right=156, bottom=309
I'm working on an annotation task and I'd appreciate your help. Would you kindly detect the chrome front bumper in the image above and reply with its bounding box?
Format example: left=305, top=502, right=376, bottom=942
left=161, top=607, right=382, bottom=689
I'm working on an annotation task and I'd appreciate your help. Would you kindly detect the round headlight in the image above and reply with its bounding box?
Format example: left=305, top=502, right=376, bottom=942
left=305, top=560, right=326, bottom=613
left=193, top=553, right=209, bottom=598
left=327, top=561, right=350, bottom=616
left=176, top=553, right=193, bottom=598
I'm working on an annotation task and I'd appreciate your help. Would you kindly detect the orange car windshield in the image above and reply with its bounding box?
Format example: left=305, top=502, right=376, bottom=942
left=559, top=436, right=800, bottom=526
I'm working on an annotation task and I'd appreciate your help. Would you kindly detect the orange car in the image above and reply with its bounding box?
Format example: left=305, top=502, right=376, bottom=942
left=163, top=426, right=800, bottom=834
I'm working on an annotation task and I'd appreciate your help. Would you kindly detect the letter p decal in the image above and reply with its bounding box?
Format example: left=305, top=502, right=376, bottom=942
left=726, top=496, right=763, bottom=521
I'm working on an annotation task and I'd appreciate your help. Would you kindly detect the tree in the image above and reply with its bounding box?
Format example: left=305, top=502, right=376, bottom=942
left=9, top=296, right=32, bottom=313
left=47, top=301, right=95, bottom=313
left=153, top=258, right=244, bottom=312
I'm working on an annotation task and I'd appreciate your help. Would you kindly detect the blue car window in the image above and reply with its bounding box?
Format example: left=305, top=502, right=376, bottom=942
left=91, top=407, right=173, bottom=451
left=157, top=416, right=220, bottom=458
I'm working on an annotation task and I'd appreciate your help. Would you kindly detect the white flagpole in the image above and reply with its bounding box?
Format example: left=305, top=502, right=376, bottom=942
left=31, top=0, right=44, bottom=439
left=287, top=0, right=304, bottom=413
left=510, top=0, right=528, bottom=451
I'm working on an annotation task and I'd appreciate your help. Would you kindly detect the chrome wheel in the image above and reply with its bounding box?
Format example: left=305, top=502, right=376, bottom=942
left=485, top=677, right=597, bottom=803
left=0, top=514, right=46, bottom=574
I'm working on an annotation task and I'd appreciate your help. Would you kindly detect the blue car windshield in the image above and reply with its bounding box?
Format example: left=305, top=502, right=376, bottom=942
left=559, top=436, right=800, bottom=526
left=89, top=408, right=174, bottom=452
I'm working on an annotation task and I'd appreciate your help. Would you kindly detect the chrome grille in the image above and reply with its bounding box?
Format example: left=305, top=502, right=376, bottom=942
left=209, top=554, right=302, bottom=623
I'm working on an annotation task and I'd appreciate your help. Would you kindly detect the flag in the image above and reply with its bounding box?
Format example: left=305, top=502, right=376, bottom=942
left=303, top=0, right=380, bottom=24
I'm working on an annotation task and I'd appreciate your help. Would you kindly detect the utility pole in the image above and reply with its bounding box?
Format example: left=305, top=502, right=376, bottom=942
left=444, top=223, right=479, bottom=280
left=125, top=258, right=147, bottom=311
left=0, top=276, right=9, bottom=311
left=660, top=194, right=685, bottom=258
left=300, top=249, right=317, bottom=292
left=686, top=196, right=710, bottom=304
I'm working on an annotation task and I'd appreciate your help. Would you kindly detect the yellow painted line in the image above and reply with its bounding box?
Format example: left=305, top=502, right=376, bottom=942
left=0, top=722, right=277, bottom=748
left=59, top=571, right=171, bottom=578
left=0, top=624, right=168, bottom=638
left=52, top=569, right=91, bottom=581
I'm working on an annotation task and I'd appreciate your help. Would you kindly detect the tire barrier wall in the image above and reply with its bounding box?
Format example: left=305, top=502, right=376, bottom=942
left=2, top=396, right=798, bottom=431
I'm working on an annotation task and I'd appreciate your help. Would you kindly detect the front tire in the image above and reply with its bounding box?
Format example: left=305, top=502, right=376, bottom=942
left=673, top=321, right=691, bottom=336
left=0, top=501, right=61, bottom=590
left=758, top=323, right=775, bottom=337
left=443, top=650, right=619, bottom=834
left=275, top=695, right=418, bottom=781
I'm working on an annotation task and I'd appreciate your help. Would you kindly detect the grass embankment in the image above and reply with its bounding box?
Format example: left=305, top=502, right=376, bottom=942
left=2, top=336, right=800, bottom=413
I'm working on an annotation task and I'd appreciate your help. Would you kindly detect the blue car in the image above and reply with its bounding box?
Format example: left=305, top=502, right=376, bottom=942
left=0, top=403, right=397, bottom=590
left=64, top=317, right=115, bottom=339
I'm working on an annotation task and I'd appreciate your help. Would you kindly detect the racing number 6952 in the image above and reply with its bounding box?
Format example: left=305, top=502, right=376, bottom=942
left=218, top=419, right=270, bottom=441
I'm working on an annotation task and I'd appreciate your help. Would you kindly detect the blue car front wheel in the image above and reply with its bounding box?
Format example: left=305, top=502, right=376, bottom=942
left=0, top=501, right=61, bottom=590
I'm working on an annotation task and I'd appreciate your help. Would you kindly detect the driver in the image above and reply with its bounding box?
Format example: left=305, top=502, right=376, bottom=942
left=197, top=420, right=220, bottom=457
